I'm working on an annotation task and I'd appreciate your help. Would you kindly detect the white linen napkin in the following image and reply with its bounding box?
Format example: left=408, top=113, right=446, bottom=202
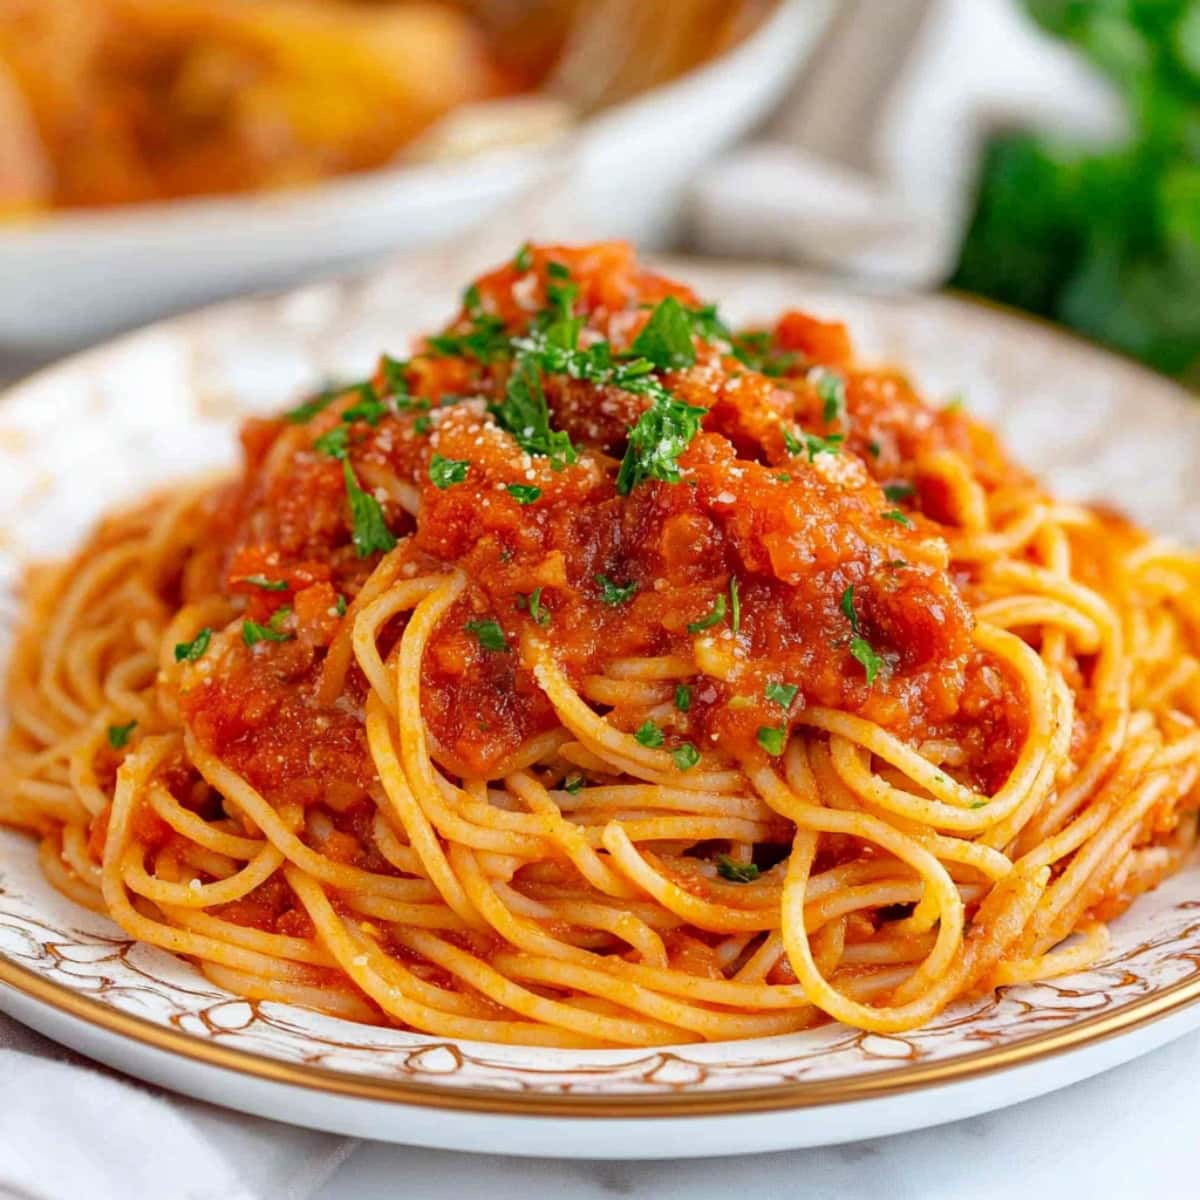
left=0, top=1015, right=354, bottom=1200
left=688, top=0, right=1125, bottom=287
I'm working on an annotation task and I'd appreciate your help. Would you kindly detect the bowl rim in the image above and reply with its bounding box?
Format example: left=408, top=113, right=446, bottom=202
left=0, top=0, right=824, bottom=246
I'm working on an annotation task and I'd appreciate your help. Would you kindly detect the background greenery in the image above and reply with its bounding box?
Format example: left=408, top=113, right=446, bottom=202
left=952, top=0, right=1200, bottom=384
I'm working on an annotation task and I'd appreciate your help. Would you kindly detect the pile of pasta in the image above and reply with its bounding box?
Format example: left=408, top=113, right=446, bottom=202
left=4, top=242, right=1199, bottom=1045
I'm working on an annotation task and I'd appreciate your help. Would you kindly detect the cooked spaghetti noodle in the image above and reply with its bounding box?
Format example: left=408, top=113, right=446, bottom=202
left=5, top=242, right=1199, bottom=1045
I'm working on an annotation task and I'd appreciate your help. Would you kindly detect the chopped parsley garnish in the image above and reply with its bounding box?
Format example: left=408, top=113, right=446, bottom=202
left=765, top=680, right=799, bottom=709
left=883, top=481, right=916, bottom=502
left=815, top=369, right=846, bottom=424
left=684, top=303, right=733, bottom=343
left=882, top=509, right=913, bottom=528
left=717, top=854, right=761, bottom=883
left=284, top=389, right=337, bottom=424
left=729, top=576, right=742, bottom=634
left=429, top=453, right=470, bottom=489
left=343, top=460, right=396, bottom=557
left=756, top=725, right=786, bottom=756
left=174, top=628, right=211, bottom=662
left=413, top=414, right=432, bottom=435
left=731, top=331, right=797, bottom=377
left=237, top=575, right=289, bottom=592
left=335, top=593, right=348, bottom=617
left=675, top=684, right=692, bottom=712
left=465, top=619, right=510, bottom=652
left=517, top=587, right=550, bottom=626
left=506, top=484, right=541, bottom=505
left=687, top=593, right=727, bottom=634
left=491, top=357, right=577, bottom=469
left=513, top=242, right=533, bottom=273
left=868, top=440, right=882, bottom=458
left=313, top=425, right=350, bottom=460
left=615, top=392, right=706, bottom=495
left=107, top=721, right=137, bottom=750
left=427, top=288, right=510, bottom=363
left=634, top=720, right=664, bottom=748
left=840, top=585, right=883, bottom=686
left=341, top=385, right=389, bottom=426
left=783, top=427, right=844, bottom=460
left=564, top=774, right=584, bottom=795
left=671, top=742, right=700, bottom=771
left=243, top=613, right=292, bottom=647
left=776, top=472, right=791, bottom=482
left=381, top=355, right=410, bottom=399
left=851, top=637, right=884, bottom=686
left=630, top=296, right=697, bottom=371
left=595, top=574, right=638, bottom=606
left=840, top=584, right=862, bottom=631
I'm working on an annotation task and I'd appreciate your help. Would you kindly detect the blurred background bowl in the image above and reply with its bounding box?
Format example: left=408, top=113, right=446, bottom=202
left=0, top=0, right=832, bottom=357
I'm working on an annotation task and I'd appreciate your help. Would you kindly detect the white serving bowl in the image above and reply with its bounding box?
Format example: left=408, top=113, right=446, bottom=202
left=0, top=0, right=832, bottom=356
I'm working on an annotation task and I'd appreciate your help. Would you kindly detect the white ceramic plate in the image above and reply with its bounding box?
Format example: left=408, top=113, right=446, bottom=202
left=2, top=259, right=1200, bottom=1158
left=0, top=0, right=833, bottom=355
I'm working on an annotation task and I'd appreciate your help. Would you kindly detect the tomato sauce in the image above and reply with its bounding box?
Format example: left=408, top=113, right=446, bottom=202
left=178, top=243, right=1029, bottom=813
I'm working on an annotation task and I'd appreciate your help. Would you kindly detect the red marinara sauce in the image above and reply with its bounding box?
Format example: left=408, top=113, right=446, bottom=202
left=178, top=242, right=1028, bottom=813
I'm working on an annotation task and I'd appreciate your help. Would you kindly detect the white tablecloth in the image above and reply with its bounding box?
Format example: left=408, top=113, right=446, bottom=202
left=316, top=1031, right=1200, bottom=1199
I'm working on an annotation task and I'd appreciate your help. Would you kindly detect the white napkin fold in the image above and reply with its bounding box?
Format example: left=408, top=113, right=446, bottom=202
left=689, top=0, right=1125, bottom=286
left=0, top=1016, right=354, bottom=1200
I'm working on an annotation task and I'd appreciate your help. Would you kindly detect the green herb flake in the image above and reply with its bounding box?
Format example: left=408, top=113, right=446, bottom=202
left=107, top=720, right=137, bottom=750
left=341, top=385, right=389, bottom=427
left=174, top=628, right=211, bottom=663
left=343, top=460, right=397, bottom=558
left=731, top=331, right=797, bottom=378
left=519, top=587, right=550, bottom=627
left=284, top=389, right=338, bottom=425
left=815, top=369, right=846, bottom=424
left=513, top=243, right=533, bottom=273
left=729, top=576, right=742, bottom=634
left=335, top=594, right=348, bottom=617
left=882, top=509, right=913, bottom=527
left=595, top=574, right=638, bottom=606
left=413, top=415, right=432, bottom=436
left=564, top=774, right=584, bottom=795
left=506, top=484, right=542, bottom=505
left=756, top=725, right=786, bottom=756
left=634, top=720, right=664, bottom=748
left=850, top=636, right=884, bottom=686
left=671, top=742, right=701, bottom=771
left=868, top=440, right=882, bottom=458
left=237, top=575, right=289, bottom=592
left=465, top=619, right=510, bottom=652
left=883, top=481, right=916, bottom=502
left=313, top=425, right=350, bottom=460
left=840, top=584, right=862, bottom=633
left=491, top=357, right=577, bottom=469
left=687, top=593, right=727, bottom=634
left=429, top=453, right=470, bottom=489
left=243, top=615, right=292, bottom=647
left=783, top=427, right=843, bottom=461
left=675, top=684, right=692, bottom=712
left=381, top=355, right=410, bottom=400
left=615, top=392, right=706, bottom=495
left=765, top=680, right=799, bottom=709
left=630, top=296, right=697, bottom=371
left=717, top=854, right=761, bottom=883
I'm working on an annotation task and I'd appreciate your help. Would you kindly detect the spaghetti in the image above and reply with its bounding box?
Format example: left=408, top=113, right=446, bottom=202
left=4, top=242, right=1199, bottom=1045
